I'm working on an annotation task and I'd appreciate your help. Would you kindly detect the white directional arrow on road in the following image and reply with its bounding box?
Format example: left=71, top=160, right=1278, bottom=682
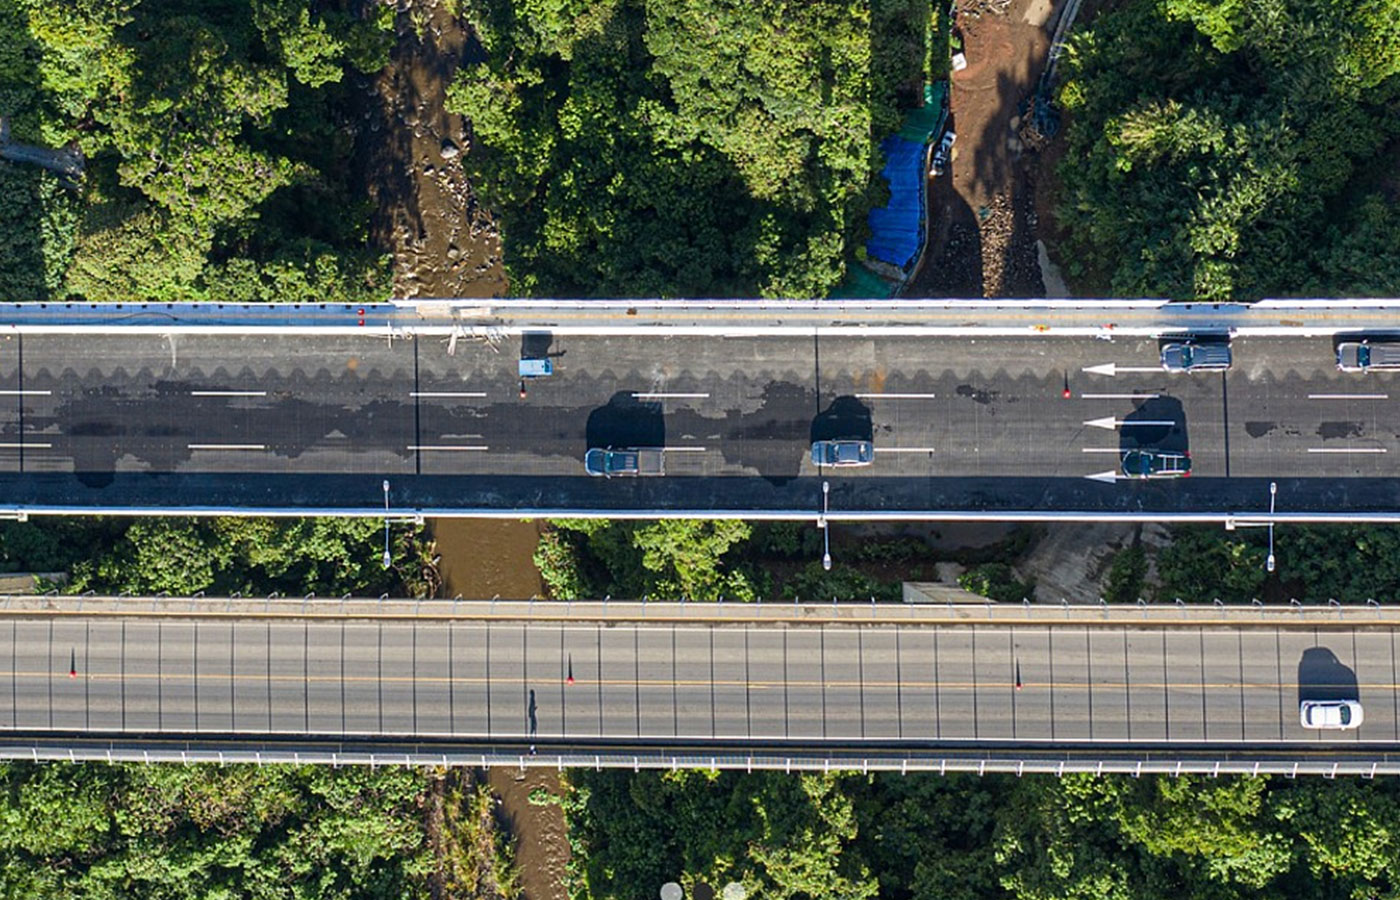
left=1082, top=363, right=1163, bottom=377
left=1083, top=416, right=1176, bottom=430
left=1085, top=470, right=1124, bottom=484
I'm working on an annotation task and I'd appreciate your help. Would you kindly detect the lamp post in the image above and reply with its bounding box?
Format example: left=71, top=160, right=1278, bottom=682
left=820, top=480, right=832, bottom=571
left=381, top=479, right=393, bottom=570
left=1266, top=481, right=1277, bottom=574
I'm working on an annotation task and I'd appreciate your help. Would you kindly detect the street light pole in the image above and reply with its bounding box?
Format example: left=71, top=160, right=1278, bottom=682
left=1266, top=481, right=1277, bottom=574
left=821, top=480, right=832, bottom=571
left=381, top=479, right=393, bottom=570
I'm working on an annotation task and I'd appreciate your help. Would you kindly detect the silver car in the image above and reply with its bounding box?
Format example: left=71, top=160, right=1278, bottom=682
left=1161, top=340, right=1232, bottom=371
left=811, top=439, right=874, bottom=467
left=1337, top=340, right=1400, bottom=372
left=1300, top=699, right=1363, bottom=730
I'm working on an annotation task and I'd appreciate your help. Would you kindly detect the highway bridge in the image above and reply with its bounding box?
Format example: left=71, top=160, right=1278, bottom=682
left=5, top=298, right=1400, bottom=520
left=2, top=597, right=1400, bottom=774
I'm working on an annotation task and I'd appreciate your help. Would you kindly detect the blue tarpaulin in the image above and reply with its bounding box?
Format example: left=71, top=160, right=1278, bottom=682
left=865, top=135, right=926, bottom=270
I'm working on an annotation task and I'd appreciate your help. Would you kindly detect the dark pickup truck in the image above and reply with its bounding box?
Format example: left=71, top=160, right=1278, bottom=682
left=584, top=448, right=665, bottom=478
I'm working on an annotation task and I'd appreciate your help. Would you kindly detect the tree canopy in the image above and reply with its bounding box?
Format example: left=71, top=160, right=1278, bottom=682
left=566, top=770, right=1400, bottom=900
left=0, top=515, right=438, bottom=598
left=0, top=0, right=393, bottom=303
left=448, top=0, right=929, bottom=298
left=1055, top=0, right=1400, bottom=299
left=0, top=761, right=434, bottom=899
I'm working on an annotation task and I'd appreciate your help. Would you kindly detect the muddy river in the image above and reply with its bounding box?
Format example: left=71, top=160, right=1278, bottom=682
left=431, top=518, right=545, bottom=600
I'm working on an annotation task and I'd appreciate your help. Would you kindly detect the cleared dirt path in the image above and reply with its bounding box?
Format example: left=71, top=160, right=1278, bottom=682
left=907, top=0, right=1056, bottom=298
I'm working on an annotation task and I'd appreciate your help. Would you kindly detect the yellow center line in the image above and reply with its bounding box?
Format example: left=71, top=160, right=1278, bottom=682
left=9, top=671, right=1385, bottom=691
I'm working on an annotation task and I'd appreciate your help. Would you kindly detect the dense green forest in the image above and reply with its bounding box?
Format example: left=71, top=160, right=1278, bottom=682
left=0, top=0, right=393, bottom=303
left=0, top=763, right=432, bottom=898
left=0, top=757, right=519, bottom=899
left=532, top=517, right=1400, bottom=605
left=0, top=515, right=438, bottom=597
left=564, top=768, right=1400, bottom=900
left=447, top=0, right=930, bottom=297
left=1055, top=0, right=1400, bottom=299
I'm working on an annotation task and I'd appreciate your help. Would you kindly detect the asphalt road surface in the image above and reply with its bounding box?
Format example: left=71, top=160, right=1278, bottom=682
left=3, top=331, right=1400, bottom=515
left=4, top=613, right=1390, bottom=747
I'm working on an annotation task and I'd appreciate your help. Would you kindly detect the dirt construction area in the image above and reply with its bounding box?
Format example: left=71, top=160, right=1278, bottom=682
left=907, top=0, right=1070, bottom=298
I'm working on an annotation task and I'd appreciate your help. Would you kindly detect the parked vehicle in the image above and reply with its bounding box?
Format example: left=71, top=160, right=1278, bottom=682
left=1336, top=340, right=1400, bottom=372
left=1300, top=699, right=1363, bottom=730
left=811, top=439, right=875, bottom=467
left=518, top=358, right=554, bottom=378
left=584, top=448, right=665, bottom=477
left=1120, top=448, right=1191, bottom=479
left=1160, top=340, right=1232, bottom=372
left=930, top=131, right=956, bottom=176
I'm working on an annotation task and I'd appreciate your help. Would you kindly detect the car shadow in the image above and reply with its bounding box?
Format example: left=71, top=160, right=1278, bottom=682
left=520, top=330, right=557, bottom=361
left=809, top=395, right=874, bottom=444
left=585, top=391, right=665, bottom=452
left=1118, top=396, right=1189, bottom=454
left=1297, top=646, right=1359, bottom=705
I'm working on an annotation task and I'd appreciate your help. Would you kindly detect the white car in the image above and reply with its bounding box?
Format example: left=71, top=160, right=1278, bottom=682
left=1300, top=699, right=1363, bottom=730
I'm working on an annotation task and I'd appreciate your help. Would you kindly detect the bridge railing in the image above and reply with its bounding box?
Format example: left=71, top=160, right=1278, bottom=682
left=3, top=740, right=1396, bottom=777
left=1, top=595, right=1397, bottom=627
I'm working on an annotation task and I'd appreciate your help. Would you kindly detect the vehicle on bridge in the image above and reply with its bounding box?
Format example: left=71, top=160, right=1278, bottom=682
left=518, top=357, right=554, bottom=378
left=1336, top=339, right=1400, bottom=372
left=1120, top=448, right=1191, bottom=479
left=811, top=439, right=875, bottom=467
left=1300, top=699, right=1363, bottom=730
left=584, top=447, right=665, bottom=477
left=1161, top=339, right=1232, bottom=372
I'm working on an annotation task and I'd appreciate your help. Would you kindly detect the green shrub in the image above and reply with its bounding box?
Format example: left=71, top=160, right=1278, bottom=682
left=1104, top=544, right=1147, bottom=603
left=957, top=562, right=1034, bottom=603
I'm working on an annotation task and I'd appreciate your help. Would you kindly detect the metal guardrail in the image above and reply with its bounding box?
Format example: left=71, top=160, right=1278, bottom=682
left=2, top=741, right=1395, bottom=777
left=2, top=298, right=1400, bottom=339
left=2, top=596, right=1399, bottom=628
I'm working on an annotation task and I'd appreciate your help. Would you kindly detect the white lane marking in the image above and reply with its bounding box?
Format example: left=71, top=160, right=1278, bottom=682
left=0, top=442, right=52, bottom=449
left=1085, top=416, right=1175, bottom=430
left=855, top=392, right=938, bottom=399
left=408, top=445, right=489, bottom=451
left=878, top=447, right=937, bottom=453
left=0, top=389, right=51, bottom=396
left=1308, top=393, right=1388, bottom=400
left=1079, top=393, right=1160, bottom=400
left=1081, top=448, right=1123, bottom=453
left=632, top=392, right=710, bottom=400
left=188, top=443, right=266, bottom=451
left=1307, top=447, right=1387, bottom=454
left=1082, top=363, right=1161, bottom=376
left=411, top=391, right=487, bottom=398
left=190, top=390, right=267, bottom=397
left=661, top=445, right=707, bottom=452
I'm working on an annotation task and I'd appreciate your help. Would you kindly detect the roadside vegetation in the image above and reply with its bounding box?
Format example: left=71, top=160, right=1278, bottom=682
left=532, top=519, right=1041, bottom=602
left=0, top=516, right=439, bottom=597
left=0, top=761, right=521, bottom=900
left=562, top=768, right=1400, bottom=900
left=533, top=517, right=1400, bottom=606
left=1155, top=523, right=1400, bottom=604
left=1054, top=0, right=1400, bottom=299
left=0, top=0, right=394, bottom=303
left=446, top=0, right=931, bottom=297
